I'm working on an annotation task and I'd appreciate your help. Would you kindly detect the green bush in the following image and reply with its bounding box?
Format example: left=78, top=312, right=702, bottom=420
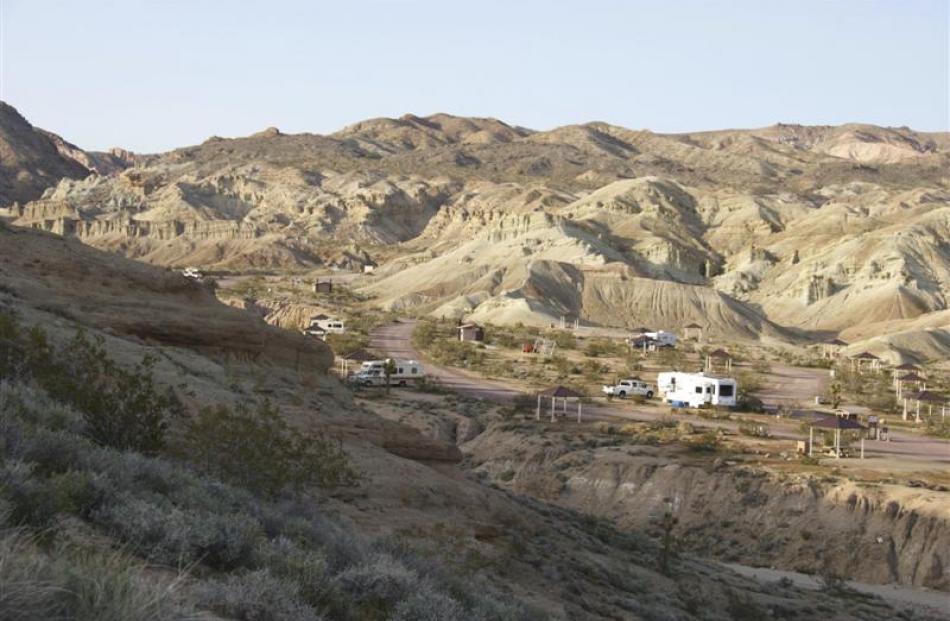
left=0, top=313, right=181, bottom=454
left=181, top=400, right=360, bottom=496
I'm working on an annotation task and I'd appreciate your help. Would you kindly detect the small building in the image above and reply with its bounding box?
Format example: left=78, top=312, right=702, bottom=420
left=363, top=265, right=376, bottom=274
left=821, top=338, right=848, bottom=359
left=684, top=322, right=703, bottom=341
left=895, top=372, right=925, bottom=400
left=314, top=281, right=333, bottom=294
left=705, top=349, right=733, bottom=373
left=849, top=351, right=882, bottom=373
left=457, top=323, right=485, bottom=342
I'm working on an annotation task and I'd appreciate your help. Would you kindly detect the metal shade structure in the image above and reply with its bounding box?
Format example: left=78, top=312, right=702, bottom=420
left=849, top=351, right=882, bottom=372
left=806, top=414, right=866, bottom=459
left=339, top=349, right=379, bottom=374
left=895, top=372, right=925, bottom=400
left=536, top=385, right=585, bottom=423
left=705, top=349, right=733, bottom=373
left=907, top=390, right=949, bottom=423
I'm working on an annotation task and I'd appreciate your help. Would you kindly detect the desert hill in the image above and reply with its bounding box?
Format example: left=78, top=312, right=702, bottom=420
left=4, top=206, right=922, bottom=620
left=5, top=102, right=950, bottom=360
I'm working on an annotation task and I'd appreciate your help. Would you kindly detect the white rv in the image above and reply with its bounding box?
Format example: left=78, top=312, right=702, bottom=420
left=307, top=316, right=346, bottom=335
left=349, top=359, right=425, bottom=387
left=645, top=331, right=678, bottom=348
left=656, top=371, right=737, bottom=408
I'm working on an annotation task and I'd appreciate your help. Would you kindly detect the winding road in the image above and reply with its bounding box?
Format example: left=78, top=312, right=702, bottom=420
left=370, top=320, right=950, bottom=469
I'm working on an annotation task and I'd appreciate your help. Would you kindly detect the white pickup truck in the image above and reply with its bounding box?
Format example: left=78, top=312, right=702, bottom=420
left=602, top=378, right=655, bottom=399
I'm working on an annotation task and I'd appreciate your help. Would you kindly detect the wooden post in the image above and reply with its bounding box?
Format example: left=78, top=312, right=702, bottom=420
left=550, top=396, right=556, bottom=422
left=860, top=438, right=865, bottom=459
left=808, top=427, right=813, bottom=457
left=577, top=400, right=582, bottom=423
left=835, top=428, right=841, bottom=459
left=915, top=400, right=921, bottom=423
left=902, top=398, right=907, bottom=421
left=536, top=394, right=541, bottom=420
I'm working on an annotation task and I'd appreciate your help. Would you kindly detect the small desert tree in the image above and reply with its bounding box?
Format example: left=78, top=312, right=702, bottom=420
left=182, top=400, right=360, bottom=496
left=383, top=358, right=397, bottom=393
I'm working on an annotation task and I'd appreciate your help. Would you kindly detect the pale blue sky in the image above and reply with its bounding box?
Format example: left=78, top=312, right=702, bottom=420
left=2, top=0, right=947, bottom=152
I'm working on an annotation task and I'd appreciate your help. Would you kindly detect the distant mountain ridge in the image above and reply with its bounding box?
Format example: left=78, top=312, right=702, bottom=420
left=4, top=102, right=949, bottom=361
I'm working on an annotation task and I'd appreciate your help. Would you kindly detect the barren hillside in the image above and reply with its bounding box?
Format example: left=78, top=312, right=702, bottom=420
left=6, top=102, right=950, bottom=361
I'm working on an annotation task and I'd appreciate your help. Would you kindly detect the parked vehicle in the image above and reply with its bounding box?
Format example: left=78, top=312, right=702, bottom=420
left=602, top=378, right=655, bottom=398
left=656, top=371, right=737, bottom=408
left=182, top=267, right=203, bottom=279
left=312, top=318, right=345, bottom=334
left=349, top=359, right=425, bottom=387
left=644, top=330, right=678, bottom=348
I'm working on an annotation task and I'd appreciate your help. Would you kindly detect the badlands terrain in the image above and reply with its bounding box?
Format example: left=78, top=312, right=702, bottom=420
left=2, top=101, right=950, bottom=619
left=3, top=101, right=949, bottom=363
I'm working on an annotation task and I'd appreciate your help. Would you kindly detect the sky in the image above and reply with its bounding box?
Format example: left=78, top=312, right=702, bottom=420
left=1, top=0, right=947, bottom=152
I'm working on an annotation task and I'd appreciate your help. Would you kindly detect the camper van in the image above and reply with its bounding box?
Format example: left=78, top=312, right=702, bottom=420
left=349, top=359, right=425, bottom=387
left=645, top=331, right=678, bottom=348
left=656, top=371, right=737, bottom=408
left=307, top=316, right=346, bottom=335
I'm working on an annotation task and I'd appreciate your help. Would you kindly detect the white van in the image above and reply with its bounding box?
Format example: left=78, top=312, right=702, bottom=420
left=657, top=371, right=737, bottom=408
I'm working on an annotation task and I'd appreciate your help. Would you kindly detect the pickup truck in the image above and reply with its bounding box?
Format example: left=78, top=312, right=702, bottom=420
left=602, top=378, right=655, bottom=399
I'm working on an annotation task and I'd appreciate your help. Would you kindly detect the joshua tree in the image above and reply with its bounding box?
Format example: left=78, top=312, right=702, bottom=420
left=829, top=381, right=843, bottom=410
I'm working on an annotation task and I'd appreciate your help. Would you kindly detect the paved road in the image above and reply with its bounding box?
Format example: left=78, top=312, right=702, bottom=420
left=371, top=321, right=950, bottom=468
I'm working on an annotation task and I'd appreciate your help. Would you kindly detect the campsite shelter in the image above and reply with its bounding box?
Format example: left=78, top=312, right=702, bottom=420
left=895, top=372, right=925, bottom=401
left=684, top=322, right=703, bottom=340
left=821, top=338, right=848, bottom=359
left=704, top=349, right=733, bottom=373
left=807, top=415, right=867, bottom=459
left=339, top=349, right=378, bottom=375
left=536, top=385, right=585, bottom=423
left=457, top=323, right=485, bottom=342
left=849, top=351, right=882, bottom=372
left=908, top=390, right=948, bottom=423
left=892, top=363, right=923, bottom=388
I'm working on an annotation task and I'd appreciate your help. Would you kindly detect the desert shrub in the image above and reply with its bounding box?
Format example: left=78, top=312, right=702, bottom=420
left=255, top=537, right=344, bottom=611
left=181, top=400, right=360, bottom=496
left=724, top=589, right=768, bottom=621
left=924, top=419, right=950, bottom=439
left=0, top=531, right=190, bottom=621
left=0, top=462, right=102, bottom=527
left=584, top=339, right=624, bottom=358
left=193, top=568, right=322, bottom=621
left=324, top=333, right=369, bottom=357
left=510, top=393, right=538, bottom=414
left=684, top=432, right=721, bottom=453
left=390, top=586, right=466, bottom=621
left=738, top=421, right=770, bottom=438
left=736, top=394, right=764, bottom=413
left=0, top=313, right=181, bottom=453
left=547, top=330, right=575, bottom=349
left=336, top=553, right=420, bottom=615
left=94, top=496, right=263, bottom=570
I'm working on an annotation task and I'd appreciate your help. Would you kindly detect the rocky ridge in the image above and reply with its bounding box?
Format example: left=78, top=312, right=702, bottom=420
left=7, top=102, right=950, bottom=361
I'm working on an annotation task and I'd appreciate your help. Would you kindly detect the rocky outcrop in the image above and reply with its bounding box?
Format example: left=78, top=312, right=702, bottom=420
left=466, top=430, right=949, bottom=590
left=0, top=101, right=90, bottom=207
left=0, top=222, right=333, bottom=372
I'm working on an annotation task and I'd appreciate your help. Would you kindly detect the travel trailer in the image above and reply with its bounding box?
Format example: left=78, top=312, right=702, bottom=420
left=307, top=315, right=346, bottom=335
left=656, top=371, right=737, bottom=408
left=349, top=359, right=425, bottom=387
left=645, top=330, right=678, bottom=347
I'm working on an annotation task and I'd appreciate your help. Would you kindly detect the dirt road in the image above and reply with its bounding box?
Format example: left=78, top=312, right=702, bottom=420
left=371, top=321, right=950, bottom=469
